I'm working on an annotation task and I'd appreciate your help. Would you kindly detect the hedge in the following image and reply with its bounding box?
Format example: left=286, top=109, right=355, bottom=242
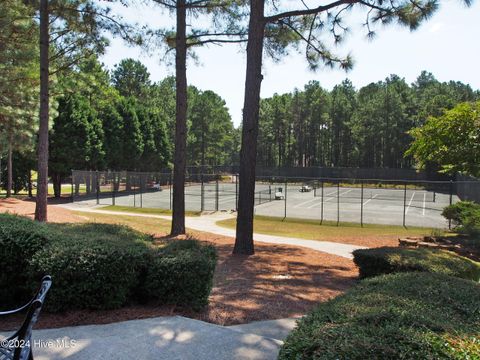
left=353, top=246, right=480, bottom=281
left=143, top=240, right=217, bottom=310
left=279, top=272, right=480, bottom=359
left=0, top=214, right=217, bottom=312
left=0, top=214, right=50, bottom=307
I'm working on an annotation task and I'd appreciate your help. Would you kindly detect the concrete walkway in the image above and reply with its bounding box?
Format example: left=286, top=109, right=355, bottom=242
left=228, top=318, right=300, bottom=342
left=59, top=204, right=364, bottom=258
left=2, top=316, right=282, bottom=360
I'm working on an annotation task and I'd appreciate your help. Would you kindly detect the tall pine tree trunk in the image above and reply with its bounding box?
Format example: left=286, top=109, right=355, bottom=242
left=6, top=137, right=12, bottom=198
left=35, top=0, right=49, bottom=222
left=170, top=0, right=187, bottom=235
left=234, top=0, right=265, bottom=255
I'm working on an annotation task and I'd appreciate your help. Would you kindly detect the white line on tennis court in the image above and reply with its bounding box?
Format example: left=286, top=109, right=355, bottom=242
left=363, top=193, right=379, bottom=206
left=294, top=197, right=319, bottom=209
left=405, top=191, right=416, bottom=215
left=305, top=189, right=339, bottom=208
left=307, top=189, right=354, bottom=208
left=422, top=193, right=426, bottom=216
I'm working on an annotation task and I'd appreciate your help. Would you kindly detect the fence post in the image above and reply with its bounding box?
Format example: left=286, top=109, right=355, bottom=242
left=201, top=174, right=204, bottom=212
left=235, top=174, right=238, bottom=211
left=96, top=171, right=99, bottom=205
left=449, top=180, right=453, bottom=229
left=71, top=170, right=74, bottom=203
left=403, top=183, right=407, bottom=227
left=133, top=174, right=136, bottom=208
left=169, top=172, right=172, bottom=210
left=112, top=173, right=116, bottom=206
left=269, top=185, right=272, bottom=202
left=360, top=181, right=364, bottom=227
left=215, top=178, right=219, bottom=212
left=140, top=174, right=143, bottom=208
left=283, top=179, right=288, bottom=220
left=320, top=180, right=324, bottom=225
left=337, top=181, right=340, bottom=226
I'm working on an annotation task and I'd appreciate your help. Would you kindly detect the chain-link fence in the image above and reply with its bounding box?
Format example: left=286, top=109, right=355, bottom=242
left=71, top=170, right=480, bottom=228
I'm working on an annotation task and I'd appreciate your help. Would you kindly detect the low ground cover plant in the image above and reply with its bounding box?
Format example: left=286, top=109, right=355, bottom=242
left=442, top=201, right=480, bottom=236
left=0, top=214, right=216, bottom=312
left=353, top=246, right=480, bottom=281
left=280, top=272, right=480, bottom=359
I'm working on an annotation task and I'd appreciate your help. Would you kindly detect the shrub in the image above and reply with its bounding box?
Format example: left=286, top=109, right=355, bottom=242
left=442, top=201, right=480, bottom=236
left=143, top=240, right=217, bottom=310
left=279, top=273, right=480, bottom=360
left=353, top=246, right=480, bottom=281
left=29, top=223, right=152, bottom=311
left=0, top=214, right=50, bottom=308
left=0, top=214, right=217, bottom=312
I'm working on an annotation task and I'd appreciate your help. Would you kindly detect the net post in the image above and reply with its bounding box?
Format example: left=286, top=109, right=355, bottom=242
left=269, top=184, right=272, bottom=202
left=215, top=178, right=219, bottom=212
left=403, top=182, right=407, bottom=227
left=284, top=178, right=287, bottom=221
left=360, top=181, right=364, bottom=227
left=337, top=181, right=340, bottom=226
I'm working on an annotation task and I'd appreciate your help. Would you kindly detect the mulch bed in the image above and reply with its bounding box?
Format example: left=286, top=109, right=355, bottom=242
left=0, top=199, right=358, bottom=330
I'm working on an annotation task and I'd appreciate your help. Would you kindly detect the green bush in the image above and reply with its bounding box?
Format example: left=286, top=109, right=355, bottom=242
left=143, top=240, right=217, bottom=310
left=353, top=246, right=480, bottom=281
left=0, top=214, right=51, bottom=308
left=29, top=223, right=152, bottom=311
left=279, top=273, right=480, bottom=360
left=442, top=201, right=480, bottom=236
left=0, top=214, right=217, bottom=312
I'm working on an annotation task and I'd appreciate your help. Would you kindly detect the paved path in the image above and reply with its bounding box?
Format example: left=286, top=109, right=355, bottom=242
left=228, top=318, right=301, bottom=341
left=59, top=204, right=365, bottom=258
left=2, top=316, right=282, bottom=360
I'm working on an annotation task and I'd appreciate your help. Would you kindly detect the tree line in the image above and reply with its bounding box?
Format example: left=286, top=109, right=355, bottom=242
left=257, top=72, right=479, bottom=170
left=1, top=57, right=238, bottom=197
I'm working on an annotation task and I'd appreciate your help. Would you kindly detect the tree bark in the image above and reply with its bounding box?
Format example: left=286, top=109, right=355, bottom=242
left=52, top=173, right=61, bottom=198
left=6, top=137, right=12, bottom=198
left=233, top=0, right=266, bottom=255
left=170, top=0, right=188, bottom=235
left=35, top=0, right=49, bottom=222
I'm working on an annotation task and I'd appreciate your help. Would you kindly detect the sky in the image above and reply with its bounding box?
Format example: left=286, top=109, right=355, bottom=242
left=100, top=0, right=480, bottom=126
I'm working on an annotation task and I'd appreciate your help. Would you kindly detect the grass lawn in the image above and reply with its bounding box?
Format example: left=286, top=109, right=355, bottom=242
left=0, top=183, right=85, bottom=197
left=216, top=215, right=442, bottom=247
left=99, top=205, right=201, bottom=217
left=74, top=211, right=172, bottom=234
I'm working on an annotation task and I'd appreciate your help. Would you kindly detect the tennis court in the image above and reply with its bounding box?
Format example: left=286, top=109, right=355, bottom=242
left=73, top=178, right=457, bottom=228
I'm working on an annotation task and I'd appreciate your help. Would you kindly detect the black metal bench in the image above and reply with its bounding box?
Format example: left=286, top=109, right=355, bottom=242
left=0, top=276, right=52, bottom=360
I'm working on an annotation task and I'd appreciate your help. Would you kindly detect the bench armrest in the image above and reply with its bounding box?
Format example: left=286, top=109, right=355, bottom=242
left=0, top=301, right=32, bottom=317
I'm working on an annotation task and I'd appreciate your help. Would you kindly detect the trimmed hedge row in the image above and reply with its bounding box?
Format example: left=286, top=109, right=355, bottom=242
left=0, top=214, right=217, bottom=312
left=279, top=272, right=480, bottom=359
left=0, top=214, right=50, bottom=306
left=353, top=246, right=480, bottom=281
